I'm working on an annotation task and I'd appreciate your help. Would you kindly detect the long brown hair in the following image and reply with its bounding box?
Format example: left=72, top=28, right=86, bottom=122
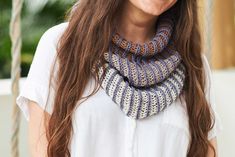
left=44, top=0, right=216, bottom=156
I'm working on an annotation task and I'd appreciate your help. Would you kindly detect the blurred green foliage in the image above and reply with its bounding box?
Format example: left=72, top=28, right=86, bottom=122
left=0, top=0, right=75, bottom=78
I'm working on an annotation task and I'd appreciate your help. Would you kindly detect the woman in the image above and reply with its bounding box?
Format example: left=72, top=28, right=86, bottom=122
left=16, top=0, right=222, bottom=157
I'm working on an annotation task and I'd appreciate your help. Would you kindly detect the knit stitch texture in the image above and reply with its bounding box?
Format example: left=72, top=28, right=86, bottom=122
left=96, top=12, right=186, bottom=119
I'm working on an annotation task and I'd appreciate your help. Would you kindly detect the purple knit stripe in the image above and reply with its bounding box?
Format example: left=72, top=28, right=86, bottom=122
left=156, top=86, right=167, bottom=111
left=136, top=89, right=143, bottom=119
left=136, top=44, right=141, bottom=56
left=143, top=58, right=154, bottom=83
left=160, top=33, right=171, bottom=42
left=133, top=56, right=141, bottom=86
left=166, top=48, right=181, bottom=64
left=167, top=44, right=177, bottom=54
left=112, top=77, right=123, bottom=103
left=153, top=21, right=171, bottom=40
left=120, top=82, right=129, bottom=110
left=142, top=59, right=150, bottom=86
left=158, top=25, right=173, bottom=34
left=108, top=45, right=118, bottom=70
left=145, top=89, right=151, bottom=117
left=164, top=58, right=175, bottom=75
left=155, top=50, right=168, bottom=80
left=156, top=88, right=162, bottom=113
left=127, top=87, right=135, bottom=117
left=157, top=34, right=165, bottom=53
left=150, top=40, right=156, bottom=54
left=126, top=43, right=134, bottom=85
left=108, top=49, right=181, bottom=88
left=160, top=81, right=173, bottom=104
left=173, top=64, right=185, bottom=88
left=105, top=70, right=118, bottom=96
left=150, top=60, right=161, bottom=84
left=153, top=26, right=171, bottom=41
left=152, top=57, right=164, bottom=80
left=165, top=78, right=178, bottom=98
left=159, top=30, right=171, bottom=44
left=170, top=74, right=182, bottom=93
left=116, top=35, right=123, bottom=46
left=158, top=28, right=172, bottom=37
left=122, top=48, right=127, bottom=57
left=166, top=65, right=184, bottom=93
left=168, top=52, right=182, bottom=72
left=149, top=87, right=160, bottom=113
left=167, top=49, right=181, bottom=71
left=158, top=24, right=172, bottom=31
left=110, top=49, right=129, bottom=80
left=159, top=54, right=170, bottom=75
left=143, top=43, right=148, bottom=57
left=161, top=48, right=175, bottom=69
left=146, top=59, right=158, bottom=85
left=137, top=57, right=146, bottom=85
left=154, top=36, right=161, bottom=52
left=117, top=52, right=124, bottom=77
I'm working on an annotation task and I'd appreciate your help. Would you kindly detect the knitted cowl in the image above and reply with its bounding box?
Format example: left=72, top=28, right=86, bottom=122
left=96, top=12, right=186, bottom=120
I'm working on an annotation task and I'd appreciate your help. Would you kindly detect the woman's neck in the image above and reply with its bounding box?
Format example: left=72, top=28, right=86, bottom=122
left=117, top=1, right=158, bottom=44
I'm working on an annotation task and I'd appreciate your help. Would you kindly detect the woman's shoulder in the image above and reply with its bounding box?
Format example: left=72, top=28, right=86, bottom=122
left=16, top=22, right=70, bottom=121
left=33, top=22, right=69, bottom=60
left=39, top=22, right=69, bottom=46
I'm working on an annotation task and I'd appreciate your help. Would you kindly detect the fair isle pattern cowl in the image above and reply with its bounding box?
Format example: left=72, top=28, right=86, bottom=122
left=96, top=13, right=186, bottom=120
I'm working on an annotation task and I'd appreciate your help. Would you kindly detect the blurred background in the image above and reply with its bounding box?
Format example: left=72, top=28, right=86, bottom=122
left=0, top=0, right=234, bottom=156
left=0, top=0, right=74, bottom=78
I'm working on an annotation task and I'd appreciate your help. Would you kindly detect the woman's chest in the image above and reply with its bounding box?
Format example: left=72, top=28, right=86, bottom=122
left=70, top=84, right=190, bottom=157
left=72, top=81, right=190, bottom=135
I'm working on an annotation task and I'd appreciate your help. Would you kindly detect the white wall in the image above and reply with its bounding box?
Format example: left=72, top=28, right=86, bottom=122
left=0, top=78, right=29, bottom=157
left=213, top=69, right=235, bottom=157
left=0, top=70, right=235, bottom=156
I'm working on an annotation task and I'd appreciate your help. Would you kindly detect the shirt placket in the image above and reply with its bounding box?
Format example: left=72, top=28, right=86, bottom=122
left=125, top=118, right=137, bottom=157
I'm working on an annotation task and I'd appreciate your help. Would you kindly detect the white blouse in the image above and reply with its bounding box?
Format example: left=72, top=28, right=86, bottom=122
left=16, top=22, right=222, bottom=157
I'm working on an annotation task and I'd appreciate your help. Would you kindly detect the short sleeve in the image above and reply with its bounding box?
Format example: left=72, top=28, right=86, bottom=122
left=202, top=54, right=223, bottom=140
left=16, top=22, right=68, bottom=121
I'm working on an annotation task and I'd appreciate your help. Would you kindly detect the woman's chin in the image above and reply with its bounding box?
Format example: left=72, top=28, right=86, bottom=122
left=142, top=9, right=165, bottom=16
left=129, top=0, right=177, bottom=16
